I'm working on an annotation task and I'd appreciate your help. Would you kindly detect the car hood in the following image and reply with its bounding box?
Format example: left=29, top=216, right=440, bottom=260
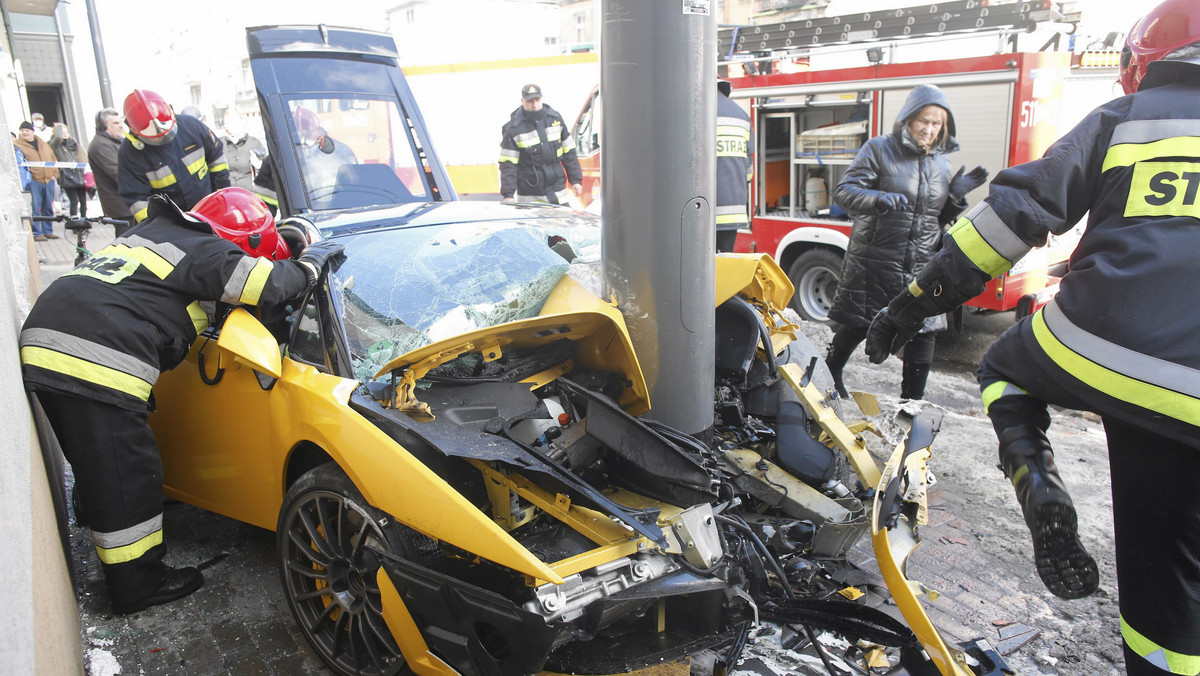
left=320, top=204, right=605, bottom=383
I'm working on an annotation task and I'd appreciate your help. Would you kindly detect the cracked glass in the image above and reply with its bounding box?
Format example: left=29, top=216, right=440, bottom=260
left=328, top=214, right=602, bottom=382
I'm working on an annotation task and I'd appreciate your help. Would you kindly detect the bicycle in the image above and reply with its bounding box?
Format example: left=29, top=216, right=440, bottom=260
left=31, top=214, right=129, bottom=267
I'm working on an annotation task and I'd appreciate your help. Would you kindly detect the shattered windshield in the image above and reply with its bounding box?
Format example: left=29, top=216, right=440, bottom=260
left=329, top=216, right=602, bottom=382
left=285, top=97, right=429, bottom=211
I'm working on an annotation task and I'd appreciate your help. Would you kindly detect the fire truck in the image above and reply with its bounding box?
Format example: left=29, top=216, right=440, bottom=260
left=572, top=1, right=1124, bottom=323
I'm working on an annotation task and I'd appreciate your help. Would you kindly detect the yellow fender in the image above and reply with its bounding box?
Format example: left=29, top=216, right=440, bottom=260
left=871, top=428, right=975, bottom=676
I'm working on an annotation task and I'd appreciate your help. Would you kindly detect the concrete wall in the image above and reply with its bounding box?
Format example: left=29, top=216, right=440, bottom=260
left=0, top=88, right=84, bottom=674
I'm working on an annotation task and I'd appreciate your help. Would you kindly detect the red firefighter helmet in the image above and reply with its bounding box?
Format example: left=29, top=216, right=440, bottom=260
left=123, top=89, right=178, bottom=146
left=188, top=187, right=290, bottom=260
left=1120, top=0, right=1200, bottom=94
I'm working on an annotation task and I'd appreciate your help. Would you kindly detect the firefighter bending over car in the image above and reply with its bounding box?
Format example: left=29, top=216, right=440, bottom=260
left=20, top=188, right=344, bottom=614
left=865, top=2, right=1200, bottom=672
left=499, top=83, right=583, bottom=206
left=118, top=89, right=231, bottom=223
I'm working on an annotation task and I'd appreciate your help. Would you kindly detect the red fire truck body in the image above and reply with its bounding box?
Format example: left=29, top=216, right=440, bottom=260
left=723, top=50, right=1083, bottom=322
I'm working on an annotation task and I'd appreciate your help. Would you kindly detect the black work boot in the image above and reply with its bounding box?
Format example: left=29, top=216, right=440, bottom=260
left=900, top=361, right=930, bottom=401
left=105, top=546, right=204, bottom=614
left=997, top=425, right=1098, bottom=599
left=824, top=345, right=851, bottom=398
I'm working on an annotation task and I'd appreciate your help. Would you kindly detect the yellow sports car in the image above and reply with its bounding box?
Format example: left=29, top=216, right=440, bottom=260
left=149, top=24, right=1011, bottom=676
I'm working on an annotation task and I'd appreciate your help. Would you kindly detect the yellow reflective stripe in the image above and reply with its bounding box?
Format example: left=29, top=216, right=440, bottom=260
left=556, top=145, right=567, bottom=157
left=254, top=185, right=277, bottom=205
left=209, top=161, right=229, bottom=173
left=21, top=328, right=159, bottom=381
left=1032, top=309, right=1200, bottom=427
left=20, top=346, right=153, bottom=400
left=186, top=153, right=207, bottom=178
left=948, top=216, right=1013, bottom=277
left=514, top=131, right=540, bottom=148
left=980, top=380, right=1029, bottom=413
left=499, top=155, right=520, bottom=164
left=1122, top=616, right=1200, bottom=675
left=1009, top=464, right=1028, bottom=487
left=1124, top=161, right=1200, bottom=218
left=716, top=205, right=748, bottom=225
left=240, top=257, right=275, bottom=305
left=132, top=201, right=149, bottom=222
left=95, top=530, right=163, bottom=565
left=1103, top=137, right=1200, bottom=172
left=187, top=301, right=210, bottom=334
left=561, top=136, right=576, bottom=152
left=148, top=172, right=177, bottom=190
left=103, top=244, right=175, bottom=279
left=717, top=116, right=751, bottom=131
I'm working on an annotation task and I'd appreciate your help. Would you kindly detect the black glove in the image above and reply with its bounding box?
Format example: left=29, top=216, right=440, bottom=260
left=864, top=307, right=924, bottom=364
left=877, top=192, right=910, bottom=213
left=297, top=240, right=346, bottom=288
left=948, top=165, right=988, bottom=201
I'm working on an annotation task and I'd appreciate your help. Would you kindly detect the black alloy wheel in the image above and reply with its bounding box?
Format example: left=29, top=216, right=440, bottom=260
left=278, top=462, right=411, bottom=676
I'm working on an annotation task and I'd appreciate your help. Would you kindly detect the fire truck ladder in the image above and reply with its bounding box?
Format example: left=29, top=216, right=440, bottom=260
left=719, top=0, right=1070, bottom=58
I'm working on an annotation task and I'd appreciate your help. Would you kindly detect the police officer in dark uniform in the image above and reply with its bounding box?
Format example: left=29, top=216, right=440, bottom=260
left=716, top=80, right=752, bottom=253
left=118, top=89, right=231, bottom=223
left=499, top=84, right=583, bottom=206
left=20, top=188, right=342, bottom=614
left=864, top=1, right=1200, bottom=671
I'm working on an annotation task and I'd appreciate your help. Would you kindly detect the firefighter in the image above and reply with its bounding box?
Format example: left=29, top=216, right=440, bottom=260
left=20, top=187, right=343, bottom=614
left=118, top=89, right=231, bottom=223
left=716, top=80, right=752, bottom=253
left=499, top=84, right=583, bottom=206
left=864, top=1, right=1200, bottom=671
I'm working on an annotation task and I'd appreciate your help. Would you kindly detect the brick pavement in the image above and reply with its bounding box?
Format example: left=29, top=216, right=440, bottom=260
left=69, top=465, right=1121, bottom=676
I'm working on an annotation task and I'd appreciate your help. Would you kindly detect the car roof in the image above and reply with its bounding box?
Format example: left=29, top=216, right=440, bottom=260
left=246, top=25, right=456, bottom=216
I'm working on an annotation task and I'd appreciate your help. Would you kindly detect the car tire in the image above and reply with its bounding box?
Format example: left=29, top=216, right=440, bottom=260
left=787, top=248, right=843, bottom=324
left=277, top=462, right=412, bottom=676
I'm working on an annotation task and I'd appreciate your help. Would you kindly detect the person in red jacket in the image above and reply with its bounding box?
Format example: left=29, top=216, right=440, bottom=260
left=865, top=1, right=1200, bottom=671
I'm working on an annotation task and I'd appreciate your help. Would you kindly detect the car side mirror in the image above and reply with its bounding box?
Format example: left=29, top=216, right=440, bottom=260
left=217, top=307, right=283, bottom=379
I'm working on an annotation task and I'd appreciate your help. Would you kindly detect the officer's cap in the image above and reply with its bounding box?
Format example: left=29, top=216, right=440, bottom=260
left=521, top=84, right=543, bottom=101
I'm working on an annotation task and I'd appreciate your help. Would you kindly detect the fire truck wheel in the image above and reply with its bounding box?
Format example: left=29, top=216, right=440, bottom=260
left=787, top=248, right=842, bottom=324
left=277, top=462, right=413, bottom=676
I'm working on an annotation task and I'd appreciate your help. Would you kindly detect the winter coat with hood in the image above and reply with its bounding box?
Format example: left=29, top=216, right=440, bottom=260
left=829, top=84, right=967, bottom=329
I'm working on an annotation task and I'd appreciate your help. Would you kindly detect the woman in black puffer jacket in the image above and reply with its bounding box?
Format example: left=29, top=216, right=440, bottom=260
left=826, top=84, right=987, bottom=400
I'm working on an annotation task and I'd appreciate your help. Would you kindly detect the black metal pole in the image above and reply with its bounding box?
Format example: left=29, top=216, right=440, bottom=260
left=601, top=0, right=717, bottom=436
left=85, top=0, right=112, bottom=108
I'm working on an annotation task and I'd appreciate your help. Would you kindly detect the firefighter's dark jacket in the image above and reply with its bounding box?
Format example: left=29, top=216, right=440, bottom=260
left=499, top=104, right=582, bottom=200
left=716, top=92, right=752, bottom=231
left=832, top=85, right=966, bottom=329
left=20, top=196, right=311, bottom=412
left=932, top=73, right=1200, bottom=447
left=118, top=114, right=230, bottom=223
